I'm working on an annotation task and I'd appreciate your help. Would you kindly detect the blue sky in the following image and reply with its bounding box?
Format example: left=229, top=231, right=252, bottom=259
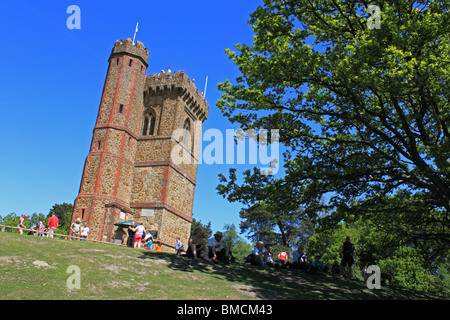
left=0, top=1, right=284, bottom=235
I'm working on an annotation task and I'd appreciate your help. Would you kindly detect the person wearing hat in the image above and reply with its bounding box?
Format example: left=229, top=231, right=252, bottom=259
left=207, top=231, right=231, bottom=264
left=70, top=218, right=82, bottom=240
left=186, top=227, right=211, bottom=262
left=17, top=214, right=28, bottom=234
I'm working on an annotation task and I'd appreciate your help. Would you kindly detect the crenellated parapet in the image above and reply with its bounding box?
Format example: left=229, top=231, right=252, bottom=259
left=144, top=71, right=209, bottom=122
left=110, top=38, right=150, bottom=67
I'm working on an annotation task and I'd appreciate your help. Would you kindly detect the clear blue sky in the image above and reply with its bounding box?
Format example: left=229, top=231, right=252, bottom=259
left=0, top=1, right=284, bottom=235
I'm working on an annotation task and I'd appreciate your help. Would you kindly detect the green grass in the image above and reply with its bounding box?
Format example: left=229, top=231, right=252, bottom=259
left=0, top=232, right=440, bottom=300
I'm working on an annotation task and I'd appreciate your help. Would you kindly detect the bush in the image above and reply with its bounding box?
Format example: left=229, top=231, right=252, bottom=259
left=437, top=261, right=450, bottom=298
left=377, top=246, right=437, bottom=292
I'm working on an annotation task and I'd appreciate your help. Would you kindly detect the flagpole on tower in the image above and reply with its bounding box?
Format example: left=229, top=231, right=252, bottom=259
left=203, top=76, right=208, bottom=98
left=132, top=22, right=139, bottom=45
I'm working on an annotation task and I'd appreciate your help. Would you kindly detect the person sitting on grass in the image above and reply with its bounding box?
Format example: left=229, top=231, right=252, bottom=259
left=312, top=254, right=327, bottom=272
left=207, top=231, right=231, bottom=264
left=246, top=241, right=268, bottom=266
left=291, top=244, right=308, bottom=269
left=175, top=237, right=185, bottom=255
left=144, top=232, right=153, bottom=250
left=264, top=244, right=276, bottom=267
left=186, top=227, right=211, bottom=262
left=331, top=260, right=340, bottom=276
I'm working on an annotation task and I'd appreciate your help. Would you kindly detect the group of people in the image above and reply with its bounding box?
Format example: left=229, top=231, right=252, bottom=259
left=180, top=227, right=233, bottom=264
left=16, top=212, right=69, bottom=239
left=68, top=218, right=90, bottom=240
left=114, top=221, right=162, bottom=251
left=245, top=236, right=356, bottom=278
left=167, top=226, right=357, bottom=279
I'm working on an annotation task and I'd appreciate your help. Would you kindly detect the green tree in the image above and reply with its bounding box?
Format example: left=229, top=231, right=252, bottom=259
left=217, top=0, right=450, bottom=245
left=218, top=167, right=310, bottom=247
left=378, top=246, right=437, bottom=292
left=190, top=218, right=213, bottom=243
left=438, top=260, right=450, bottom=298
left=307, top=216, right=444, bottom=292
left=0, top=213, right=20, bottom=232
left=307, top=221, right=361, bottom=269
left=222, top=223, right=252, bottom=262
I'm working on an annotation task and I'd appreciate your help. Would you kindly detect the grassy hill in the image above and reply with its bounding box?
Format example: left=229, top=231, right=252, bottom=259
left=0, top=232, right=440, bottom=300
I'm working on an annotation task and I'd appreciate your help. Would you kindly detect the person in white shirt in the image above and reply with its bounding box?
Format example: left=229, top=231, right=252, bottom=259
left=80, top=222, right=90, bottom=241
left=291, top=244, right=311, bottom=270
left=207, top=231, right=231, bottom=264
left=252, top=241, right=268, bottom=266
left=175, top=237, right=185, bottom=255
left=134, top=221, right=146, bottom=249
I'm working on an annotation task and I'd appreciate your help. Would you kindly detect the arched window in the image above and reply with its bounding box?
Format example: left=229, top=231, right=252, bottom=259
left=142, top=110, right=156, bottom=136
left=181, top=118, right=190, bottom=147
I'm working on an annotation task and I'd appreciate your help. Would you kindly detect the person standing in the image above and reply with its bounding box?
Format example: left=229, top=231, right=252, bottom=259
left=340, top=236, right=356, bottom=278
left=134, top=222, right=146, bottom=249
left=17, top=215, right=28, bottom=234
left=80, top=222, right=90, bottom=241
left=127, top=221, right=136, bottom=248
left=70, top=218, right=82, bottom=240
left=47, top=212, right=59, bottom=238
left=37, top=220, right=45, bottom=237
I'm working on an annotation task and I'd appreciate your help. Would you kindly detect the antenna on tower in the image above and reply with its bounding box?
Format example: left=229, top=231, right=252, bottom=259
left=203, top=76, right=208, bottom=98
left=132, top=22, right=139, bottom=45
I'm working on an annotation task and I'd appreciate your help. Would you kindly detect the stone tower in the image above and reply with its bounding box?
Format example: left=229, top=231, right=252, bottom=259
left=71, top=38, right=208, bottom=251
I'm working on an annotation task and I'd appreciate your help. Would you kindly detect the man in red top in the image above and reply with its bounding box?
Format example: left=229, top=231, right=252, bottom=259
left=47, top=212, right=59, bottom=238
left=278, top=251, right=288, bottom=265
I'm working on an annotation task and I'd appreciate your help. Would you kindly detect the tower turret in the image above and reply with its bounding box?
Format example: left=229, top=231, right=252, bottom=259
left=72, top=38, right=149, bottom=241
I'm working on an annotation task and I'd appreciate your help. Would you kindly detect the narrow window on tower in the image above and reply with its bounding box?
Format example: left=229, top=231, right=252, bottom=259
left=142, top=117, right=149, bottom=136
left=182, top=118, right=190, bottom=147
left=81, top=209, right=85, bottom=219
left=142, top=110, right=156, bottom=136
left=119, top=104, right=123, bottom=114
left=149, top=115, right=155, bottom=135
left=98, top=140, right=102, bottom=150
left=129, top=59, right=132, bottom=67
left=116, top=58, right=119, bottom=65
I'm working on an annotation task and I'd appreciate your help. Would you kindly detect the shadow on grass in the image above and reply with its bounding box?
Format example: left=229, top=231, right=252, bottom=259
left=136, top=250, right=435, bottom=300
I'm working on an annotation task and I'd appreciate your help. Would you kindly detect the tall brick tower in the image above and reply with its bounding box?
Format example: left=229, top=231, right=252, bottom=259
left=71, top=38, right=208, bottom=250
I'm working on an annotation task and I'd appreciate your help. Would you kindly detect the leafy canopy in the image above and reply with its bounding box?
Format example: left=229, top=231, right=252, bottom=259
left=217, top=0, right=450, bottom=244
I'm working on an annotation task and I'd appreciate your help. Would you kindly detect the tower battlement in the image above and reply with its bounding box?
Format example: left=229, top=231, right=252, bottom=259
left=144, top=71, right=209, bottom=122
left=110, top=38, right=150, bottom=67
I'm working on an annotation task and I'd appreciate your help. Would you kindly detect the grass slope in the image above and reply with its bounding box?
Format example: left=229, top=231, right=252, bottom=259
left=0, top=232, right=438, bottom=300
